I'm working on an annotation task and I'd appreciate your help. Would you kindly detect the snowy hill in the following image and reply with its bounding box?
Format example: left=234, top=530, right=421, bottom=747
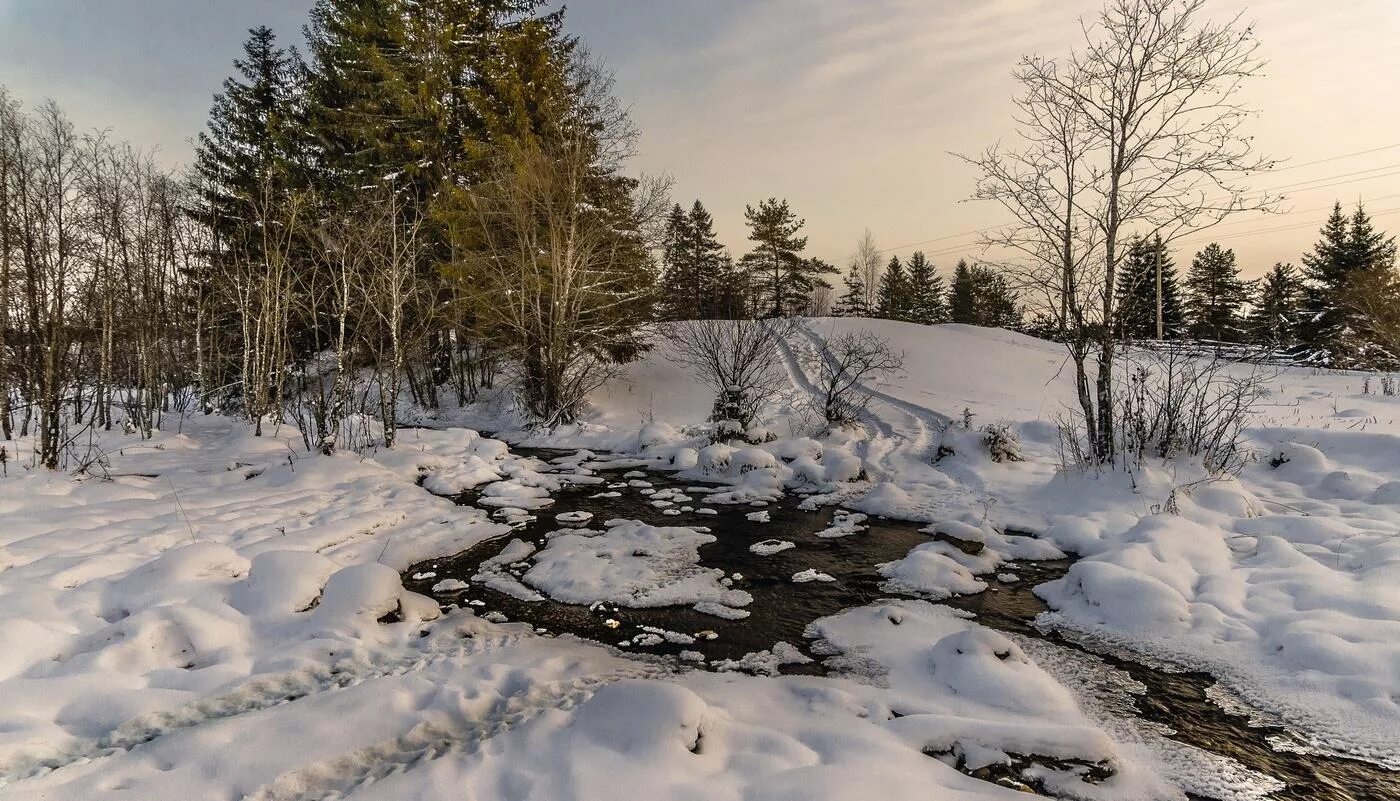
left=2, top=318, right=1399, bottom=799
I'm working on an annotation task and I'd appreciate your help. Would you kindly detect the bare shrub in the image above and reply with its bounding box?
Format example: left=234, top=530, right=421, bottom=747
left=668, top=318, right=794, bottom=430
left=1116, top=344, right=1271, bottom=475
left=812, top=330, right=904, bottom=426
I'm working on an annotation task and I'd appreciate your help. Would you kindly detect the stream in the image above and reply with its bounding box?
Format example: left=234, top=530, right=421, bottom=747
left=403, top=450, right=1400, bottom=801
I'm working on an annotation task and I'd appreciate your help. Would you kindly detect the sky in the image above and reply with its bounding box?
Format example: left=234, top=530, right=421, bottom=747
left=3, top=0, right=1399, bottom=278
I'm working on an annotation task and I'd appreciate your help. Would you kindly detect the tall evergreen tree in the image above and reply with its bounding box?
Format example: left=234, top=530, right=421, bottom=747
left=948, top=260, right=976, bottom=324
left=905, top=251, right=946, bottom=324
left=877, top=256, right=911, bottom=320
left=192, top=26, right=309, bottom=391
left=1184, top=242, right=1249, bottom=341
left=659, top=200, right=731, bottom=319
left=1114, top=236, right=1186, bottom=339
left=739, top=198, right=825, bottom=317
left=949, top=261, right=1020, bottom=328
left=657, top=204, right=695, bottom=320
left=193, top=26, right=306, bottom=245
left=1248, top=262, right=1306, bottom=348
left=1297, top=202, right=1396, bottom=364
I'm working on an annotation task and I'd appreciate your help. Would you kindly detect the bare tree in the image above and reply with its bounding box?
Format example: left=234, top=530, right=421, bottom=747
left=852, top=229, right=882, bottom=312
left=811, top=329, right=904, bottom=426
left=965, top=0, right=1274, bottom=463
left=668, top=317, right=794, bottom=431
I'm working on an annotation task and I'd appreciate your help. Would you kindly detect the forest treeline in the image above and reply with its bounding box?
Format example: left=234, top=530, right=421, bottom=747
left=2, top=0, right=1399, bottom=472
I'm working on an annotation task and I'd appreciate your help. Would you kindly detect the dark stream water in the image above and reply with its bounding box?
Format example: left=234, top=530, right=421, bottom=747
left=404, top=452, right=1400, bottom=801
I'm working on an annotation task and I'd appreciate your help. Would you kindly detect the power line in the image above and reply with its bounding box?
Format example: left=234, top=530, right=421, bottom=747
left=1172, top=205, right=1400, bottom=249
left=1265, top=142, right=1400, bottom=174
left=872, top=147, right=1400, bottom=262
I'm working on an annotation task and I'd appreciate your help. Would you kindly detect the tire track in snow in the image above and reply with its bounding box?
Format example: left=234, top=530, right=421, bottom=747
left=244, top=666, right=666, bottom=801
left=0, top=621, right=525, bottom=787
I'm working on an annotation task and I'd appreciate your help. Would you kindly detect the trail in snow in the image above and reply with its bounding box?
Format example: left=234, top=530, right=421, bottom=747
left=250, top=666, right=665, bottom=801
left=779, top=321, right=990, bottom=518
left=0, top=621, right=524, bottom=787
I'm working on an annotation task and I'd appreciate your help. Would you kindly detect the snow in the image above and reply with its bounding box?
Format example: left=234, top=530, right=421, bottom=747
left=5, top=318, right=1400, bottom=797
left=520, top=521, right=753, bottom=614
left=750, top=539, right=796, bottom=556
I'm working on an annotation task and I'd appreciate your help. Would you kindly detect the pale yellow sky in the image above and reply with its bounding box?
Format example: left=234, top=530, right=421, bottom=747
left=580, top=0, right=1400, bottom=277
left=4, top=0, right=1398, bottom=278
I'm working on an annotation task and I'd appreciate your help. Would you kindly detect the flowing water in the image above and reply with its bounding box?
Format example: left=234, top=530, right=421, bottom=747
left=404, top=452, right=1400, bottom=801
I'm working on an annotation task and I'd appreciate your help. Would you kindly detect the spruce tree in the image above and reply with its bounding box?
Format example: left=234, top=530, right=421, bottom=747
left=1248, top=262, right=1306, bottom=348
left=948, top=261, right=1020, bottom=328
left=905, top=251, right=946, bottom=324
left=681, top=200, right=731, bottom=318
left=948, top=260, right=976, bottom=324
left=657, top=204, right=695, bottom=320
left=1184, top=242, right=1249, bottom=341
left=877, top=256, right=910, bottom=320
left=835, top=259, right=870, bottom=317
left=193, top=26, right=306, bottom=245
left=739, top=198, right=819, bottom=317
left=1114, top=236, right=1186, bottom=339
left=1300, top=203, right=1356, bottom=361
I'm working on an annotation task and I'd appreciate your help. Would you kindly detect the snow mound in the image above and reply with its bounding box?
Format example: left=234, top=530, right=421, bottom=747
left=523, top=521, right=752, bottom=611
left=229, top=550, right=338, bottom=619
left=929, top=629, right=1078, bottom=716
left=570, top=680, right=708, bottom=756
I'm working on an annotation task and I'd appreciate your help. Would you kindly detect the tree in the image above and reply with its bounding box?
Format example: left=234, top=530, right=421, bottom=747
left=668, top=318, right=794, bottom=430
left=966, top=0, right=1272, bottom=463
left=835, top=258, right=870, bottom=317
left=657, top=203, right=694, bottom=319
left=443, top=136, right=666, bottom=427
left=876, top=256, right=910, bottom=320
left=948, top=260, right=976, bottom=324
left=811, top=330, right=904, bottom=425
left=1114, top=236, right=1185, bottom=339
left=851, top=229, right=882, bottom=312
left=1248, top=262, right=1305, bottom=348
left=905, top=251, right=947, bottom=324
left=193, top=26, right=306, bottom=237
left=1184, top=243, right=1248, bottom=342
left=950, top=261, right=1021, bottom=328
left=1341, top=263, right=1400, bottom=368
left=682, top=201, right=732, bottom=318
left=739, top=198, right=824, bottom=318
left=1301, top=203, right=1398, bottom=365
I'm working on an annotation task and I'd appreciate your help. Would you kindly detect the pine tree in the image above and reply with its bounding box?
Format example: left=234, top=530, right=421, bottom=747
left=1345, top=204, right=1398, bottom=275
left=1114, top=236, right=1186, bottom=339
left=739, top=198, right=821, bottom=317
left=657, top=204, right=695, bottom=320
left=949, top=261, right=1020, bottom=328
left=877, top=256, right=910, bottom=320
left=1298, top=203, right=1397, bottom=365
left=1248, top=262, right=1306, bottom=348
left=835, top=259, right=870, bottom=317
left=658, top=200, right=731, bottom=319
left=905, top=251, right=946, bottom=324
left=948, top=260, right=976, bottom=324
left=1184, top=242, right=1249, bottom=341
left=193, top=26, right=306, bottom=244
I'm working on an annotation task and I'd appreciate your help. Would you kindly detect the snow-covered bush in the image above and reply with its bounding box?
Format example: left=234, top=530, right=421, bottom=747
left=981, top=422, right=1023, bottom=463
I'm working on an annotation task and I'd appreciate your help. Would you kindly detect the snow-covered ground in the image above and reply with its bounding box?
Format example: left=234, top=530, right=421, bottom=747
left=2, top=318, right=1398, bottom=798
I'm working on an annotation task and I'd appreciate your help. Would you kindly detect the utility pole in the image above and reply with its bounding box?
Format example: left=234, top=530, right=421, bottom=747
left=1154, top=233, right=1164, bottom=340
